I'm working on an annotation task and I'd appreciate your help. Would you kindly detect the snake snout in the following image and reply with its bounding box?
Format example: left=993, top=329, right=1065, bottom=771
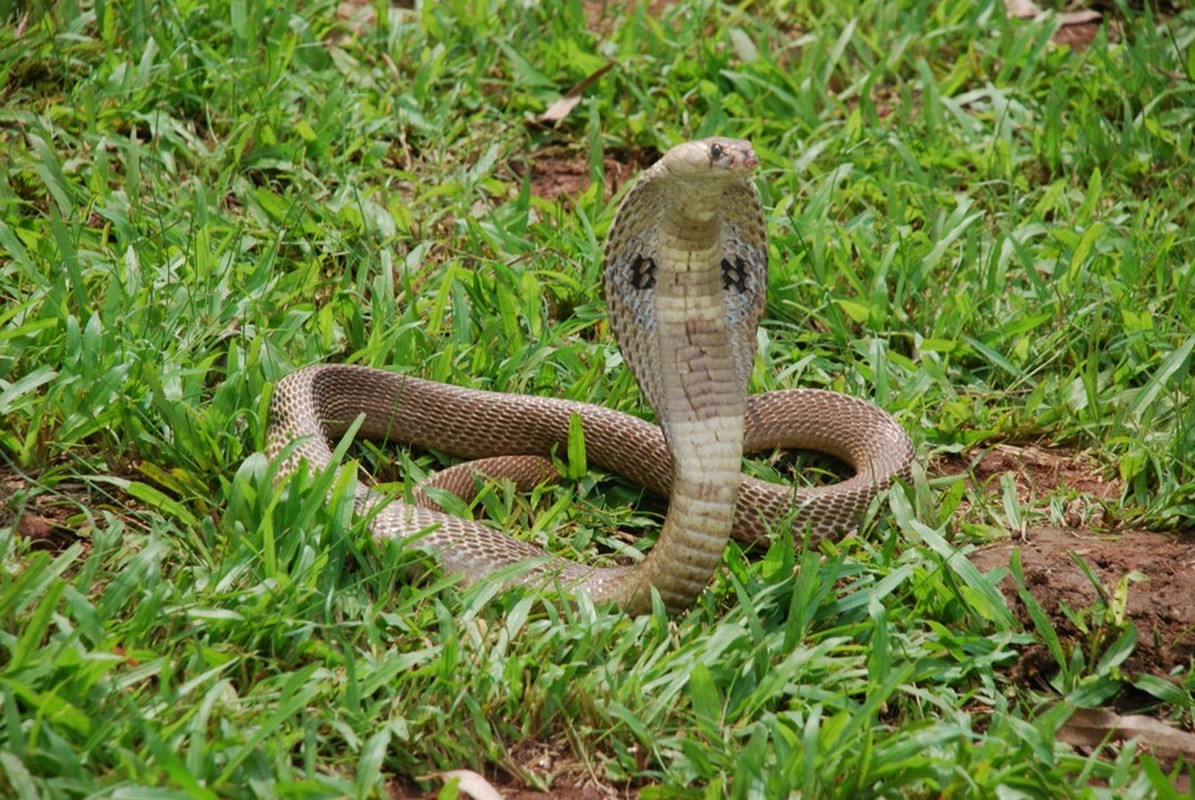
left=706, top=138, right=757, bottom=173
left=736, top=146, right=758, bottom=170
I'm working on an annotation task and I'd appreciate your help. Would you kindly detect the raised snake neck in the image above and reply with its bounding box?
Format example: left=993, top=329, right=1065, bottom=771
left=265, top=138, right=914, bottom=615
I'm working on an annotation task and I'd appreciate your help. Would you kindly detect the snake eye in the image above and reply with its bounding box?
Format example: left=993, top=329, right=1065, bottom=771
left=709, top=142, right=724, bottom=159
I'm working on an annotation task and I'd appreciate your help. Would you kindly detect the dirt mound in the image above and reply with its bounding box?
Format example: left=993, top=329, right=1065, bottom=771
left=971, top=528, right=1195, bottom=677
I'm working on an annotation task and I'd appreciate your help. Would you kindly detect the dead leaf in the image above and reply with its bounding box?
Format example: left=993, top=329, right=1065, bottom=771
left=1059, top=707, right=1195, bottom=767
left=539, top=95, right=583, bottom=125
left=430, top=770, right=504, bottom=800
left=1058, top=10, right=1101, bottom=27
left=1004, top=0, right=1101, bottom=27
left=1004, top=0, right=1042, bottom=19
left=537, top=62, right=615, bottom=124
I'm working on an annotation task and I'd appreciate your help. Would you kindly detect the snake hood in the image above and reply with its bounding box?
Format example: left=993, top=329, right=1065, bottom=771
left=602, top=137, right=769, bottom=439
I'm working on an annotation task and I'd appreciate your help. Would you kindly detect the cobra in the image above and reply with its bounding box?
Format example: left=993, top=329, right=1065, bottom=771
left=265, top=138, right=914, bottom=616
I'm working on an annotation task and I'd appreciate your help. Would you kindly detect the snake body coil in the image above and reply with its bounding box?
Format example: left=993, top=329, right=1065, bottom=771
left=266, top=138, right=914, bottom=615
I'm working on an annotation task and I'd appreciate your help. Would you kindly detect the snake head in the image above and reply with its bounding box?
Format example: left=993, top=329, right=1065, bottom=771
left=658, top=138, right=758, bottom=178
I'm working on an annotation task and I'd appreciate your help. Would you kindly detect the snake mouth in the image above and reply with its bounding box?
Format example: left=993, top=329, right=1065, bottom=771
left=730, top=146, right=758, bottom=171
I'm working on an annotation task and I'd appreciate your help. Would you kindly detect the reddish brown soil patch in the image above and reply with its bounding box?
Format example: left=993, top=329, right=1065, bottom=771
left=1, top=473, right=107, bottom=553
left=387, top=737, right=635, bottom=799
left=1051, top=20, right=1102, bottom=50
left=935, top=443, right=1121, bottom=529
left=936, top=442, right=1190, bottom=674
left=971, top=528, right=1195, bottom=677
left=936, top=443, right=1122, bottom=498
left=517, top=147, right=639, bottom=202
left=939, top=444, right=1195, bottom=677
left=582, top=0, right=671, bottom=34
left=944, top=443, right=1195, bottom=774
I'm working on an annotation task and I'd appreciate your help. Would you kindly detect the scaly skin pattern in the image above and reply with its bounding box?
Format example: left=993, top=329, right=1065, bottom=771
left=264, top=138, right=915, bottom=615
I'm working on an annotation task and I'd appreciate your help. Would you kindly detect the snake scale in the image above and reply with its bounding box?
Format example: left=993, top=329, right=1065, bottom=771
left=266, top=138, right=914, bottom=615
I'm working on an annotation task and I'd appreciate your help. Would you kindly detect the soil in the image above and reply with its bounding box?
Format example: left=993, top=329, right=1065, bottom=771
left=518, top=146, right=640, bottom=204
left=970, top=528, right=1195, bottom=678
left=936, top=445, right=1195, bottom=679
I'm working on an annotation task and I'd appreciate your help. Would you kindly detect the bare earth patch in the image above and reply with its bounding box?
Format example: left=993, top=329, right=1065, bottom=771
left=937, top=444, right=1195, bottom=677
left=516, top=146, right=640, bottom=202
left=1, top=473, right=113, bottom=554
left=971, top=528, right=1195, bottom=676
left=939, top=444, right=1194, bottom=773
left=935, top=443, right=1122, bottom=528
left=387, top=737, right=635, bottom=799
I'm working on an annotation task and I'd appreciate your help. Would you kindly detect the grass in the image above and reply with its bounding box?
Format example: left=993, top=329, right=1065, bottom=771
left=1, top=0, right=1193, bottom=796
